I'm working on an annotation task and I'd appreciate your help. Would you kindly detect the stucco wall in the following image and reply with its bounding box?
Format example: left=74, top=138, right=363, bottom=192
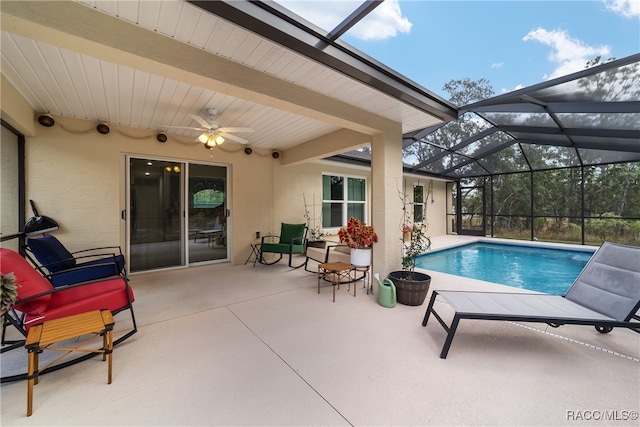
left=273, top=163, right=448, bottom=246
left=272, top=161, right=373, bottom=239
left=16, top=114, right=275, bottom=265
left=401, top=176, right=448, bottom=238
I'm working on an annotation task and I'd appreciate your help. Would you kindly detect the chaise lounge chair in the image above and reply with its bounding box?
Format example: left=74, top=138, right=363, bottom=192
left=422, top=241, right=640, bottom=359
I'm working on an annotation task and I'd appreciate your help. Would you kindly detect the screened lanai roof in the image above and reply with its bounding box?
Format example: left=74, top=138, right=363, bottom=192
left=340, top=53, right=639, bottom=180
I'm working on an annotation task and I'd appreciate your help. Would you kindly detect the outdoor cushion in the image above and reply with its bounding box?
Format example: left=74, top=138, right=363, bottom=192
left=26, top=235, right=126, bottom=288
left=0, top=249, right=51, bottom=315
left=565, top=242, right=640, bottom=321
left=27, top=235, right=76, bottom=271
left=49, top=255, right=125, bottom=288
left=280, top=223, right=305, bottom=245
left=24, top=277, right=134, bottom=330
left=260, top=223, right=306, bottom=254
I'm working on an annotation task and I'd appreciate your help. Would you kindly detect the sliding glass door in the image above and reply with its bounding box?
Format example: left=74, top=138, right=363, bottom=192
left=188, top=164, right=228, bottom=263
left=127, top=156, right=229, bottom=273
left=129, top=158, right=185, bottom=272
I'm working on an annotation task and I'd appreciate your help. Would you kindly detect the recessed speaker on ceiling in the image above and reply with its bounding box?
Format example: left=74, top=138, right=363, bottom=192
left=37, top=114, right=55, bottom=127
left=244, top=147, right=252, bottom=155
left=96, top=122, right=110, bottom=134
left=156, top=133, right=168, bottom=143
left=272, top=151, right=280, bottom=159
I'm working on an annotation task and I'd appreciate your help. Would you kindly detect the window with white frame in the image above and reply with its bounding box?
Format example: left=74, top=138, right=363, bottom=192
left=322, top=174, right=367, bottom=228
left=413, top=184, right=425, bottom=223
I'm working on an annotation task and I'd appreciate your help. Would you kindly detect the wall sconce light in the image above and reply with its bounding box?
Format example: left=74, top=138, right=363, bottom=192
left=37, top=114, right=55, bottom=127
left=96, top=122, right=110, bottom=134
left=156, top=133, right=168, bottom=143
left=272, top=151, right=280, bottom=159
left=244, top=147, right=252, bottom=155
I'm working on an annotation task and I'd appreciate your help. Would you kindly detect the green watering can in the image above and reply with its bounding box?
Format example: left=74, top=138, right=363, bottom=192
left=375, top=273, right=396, bottom=308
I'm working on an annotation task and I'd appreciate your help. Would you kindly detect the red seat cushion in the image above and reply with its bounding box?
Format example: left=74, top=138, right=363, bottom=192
left=0, top=248, right=52, bottom=315
left=23, top=277, right=135, bottom=331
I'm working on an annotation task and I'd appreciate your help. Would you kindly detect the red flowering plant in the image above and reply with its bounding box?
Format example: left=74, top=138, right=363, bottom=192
left=338, top=217, right=378, bottom=249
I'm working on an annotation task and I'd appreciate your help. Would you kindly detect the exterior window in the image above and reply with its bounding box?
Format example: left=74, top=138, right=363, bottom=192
left=322, top=174, right=367, bottom=228
left=413, top=184, right=425, bottom=223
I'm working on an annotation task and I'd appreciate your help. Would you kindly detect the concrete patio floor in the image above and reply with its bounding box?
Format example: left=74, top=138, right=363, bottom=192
left=2, top=236, right=638, bottom=426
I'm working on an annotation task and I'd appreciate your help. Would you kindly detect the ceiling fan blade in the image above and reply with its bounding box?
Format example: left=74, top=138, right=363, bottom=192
left=189, top=114, right=212, bottom=129
left=219, top=132, right=248, bottom=144
left=218, top=127, right=255, bottom=133
left=161, top=125, right=207, bottom=131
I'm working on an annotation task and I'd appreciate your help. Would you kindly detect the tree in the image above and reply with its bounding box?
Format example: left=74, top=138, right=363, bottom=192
left=403, top=78, right=494, bottom=167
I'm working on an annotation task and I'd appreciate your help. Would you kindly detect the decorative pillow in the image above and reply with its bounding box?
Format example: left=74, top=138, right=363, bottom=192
left=27, top=235, right=76, bottom=272
left=280, top=223, right=305, bottom=244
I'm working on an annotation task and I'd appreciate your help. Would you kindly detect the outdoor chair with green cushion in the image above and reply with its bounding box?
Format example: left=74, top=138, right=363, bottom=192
left=259, top=223, right=308, bottom=268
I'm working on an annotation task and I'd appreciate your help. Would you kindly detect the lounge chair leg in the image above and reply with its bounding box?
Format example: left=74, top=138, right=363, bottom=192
left=440, top=315, right=460, bottom=359
left=422, top=291, right=439, bottom=326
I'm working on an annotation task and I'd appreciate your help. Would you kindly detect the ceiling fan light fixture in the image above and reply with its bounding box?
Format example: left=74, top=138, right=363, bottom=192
left=213, top=134, right=225, bottom=145
left=198, top=132, right=209, bottom=144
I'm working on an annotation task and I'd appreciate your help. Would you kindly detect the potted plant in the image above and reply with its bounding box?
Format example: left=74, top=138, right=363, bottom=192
left=388, top=186, right=432, bottom=305
left=338, top=217, right=378, bottom=267
left=1, top=272, right=18, bottom=316
left=303, top=194, right=325, bottom=248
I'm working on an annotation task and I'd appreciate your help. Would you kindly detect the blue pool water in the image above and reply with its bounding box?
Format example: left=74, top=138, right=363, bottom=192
left=415, top=242, right=594, bottom=295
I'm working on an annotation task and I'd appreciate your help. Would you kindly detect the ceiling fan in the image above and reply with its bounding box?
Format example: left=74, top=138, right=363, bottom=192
left=162, top=108, right=254, bottom=147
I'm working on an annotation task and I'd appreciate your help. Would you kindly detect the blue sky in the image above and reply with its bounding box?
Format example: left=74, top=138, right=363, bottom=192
left=276, top=1, right=640, bottom=100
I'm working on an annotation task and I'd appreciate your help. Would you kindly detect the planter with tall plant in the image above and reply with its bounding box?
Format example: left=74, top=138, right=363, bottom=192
left=388, top=185, right=432, bottom=305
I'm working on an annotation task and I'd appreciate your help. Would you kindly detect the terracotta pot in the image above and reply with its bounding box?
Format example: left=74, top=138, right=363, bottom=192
left=388, top=271, right=431, bottom=306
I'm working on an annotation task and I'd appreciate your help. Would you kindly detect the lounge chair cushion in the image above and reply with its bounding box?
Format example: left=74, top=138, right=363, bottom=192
left=565, top=241, right=640, bottom=321
left=0, top=249, right=51, bottom=315
left=49, top=255, right=125, bottom=288
left=306, top=243, right=350, bottom=264
left=280, top=223, right=305, bottom=245
left=261, top=223, right=306, bottom=255
left=27, top=235, right=76, bottom=271
left=25, top=277, right=134, bottom=330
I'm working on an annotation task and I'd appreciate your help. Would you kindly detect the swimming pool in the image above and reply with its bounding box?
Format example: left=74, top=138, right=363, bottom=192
left=415, top=242, right=595, bottom=295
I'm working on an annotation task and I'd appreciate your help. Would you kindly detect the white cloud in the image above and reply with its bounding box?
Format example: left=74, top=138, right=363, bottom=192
left=500, top=84, right=525, bottom=94
left=604, top=0, right=640, bottom=18
left=275, top=0, right=411, bottom=41
left=491, top=62, right=504, bottom=69
left=523, top=28, right=611, bottom=80
left=352, top=0, right=412, bottom=41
